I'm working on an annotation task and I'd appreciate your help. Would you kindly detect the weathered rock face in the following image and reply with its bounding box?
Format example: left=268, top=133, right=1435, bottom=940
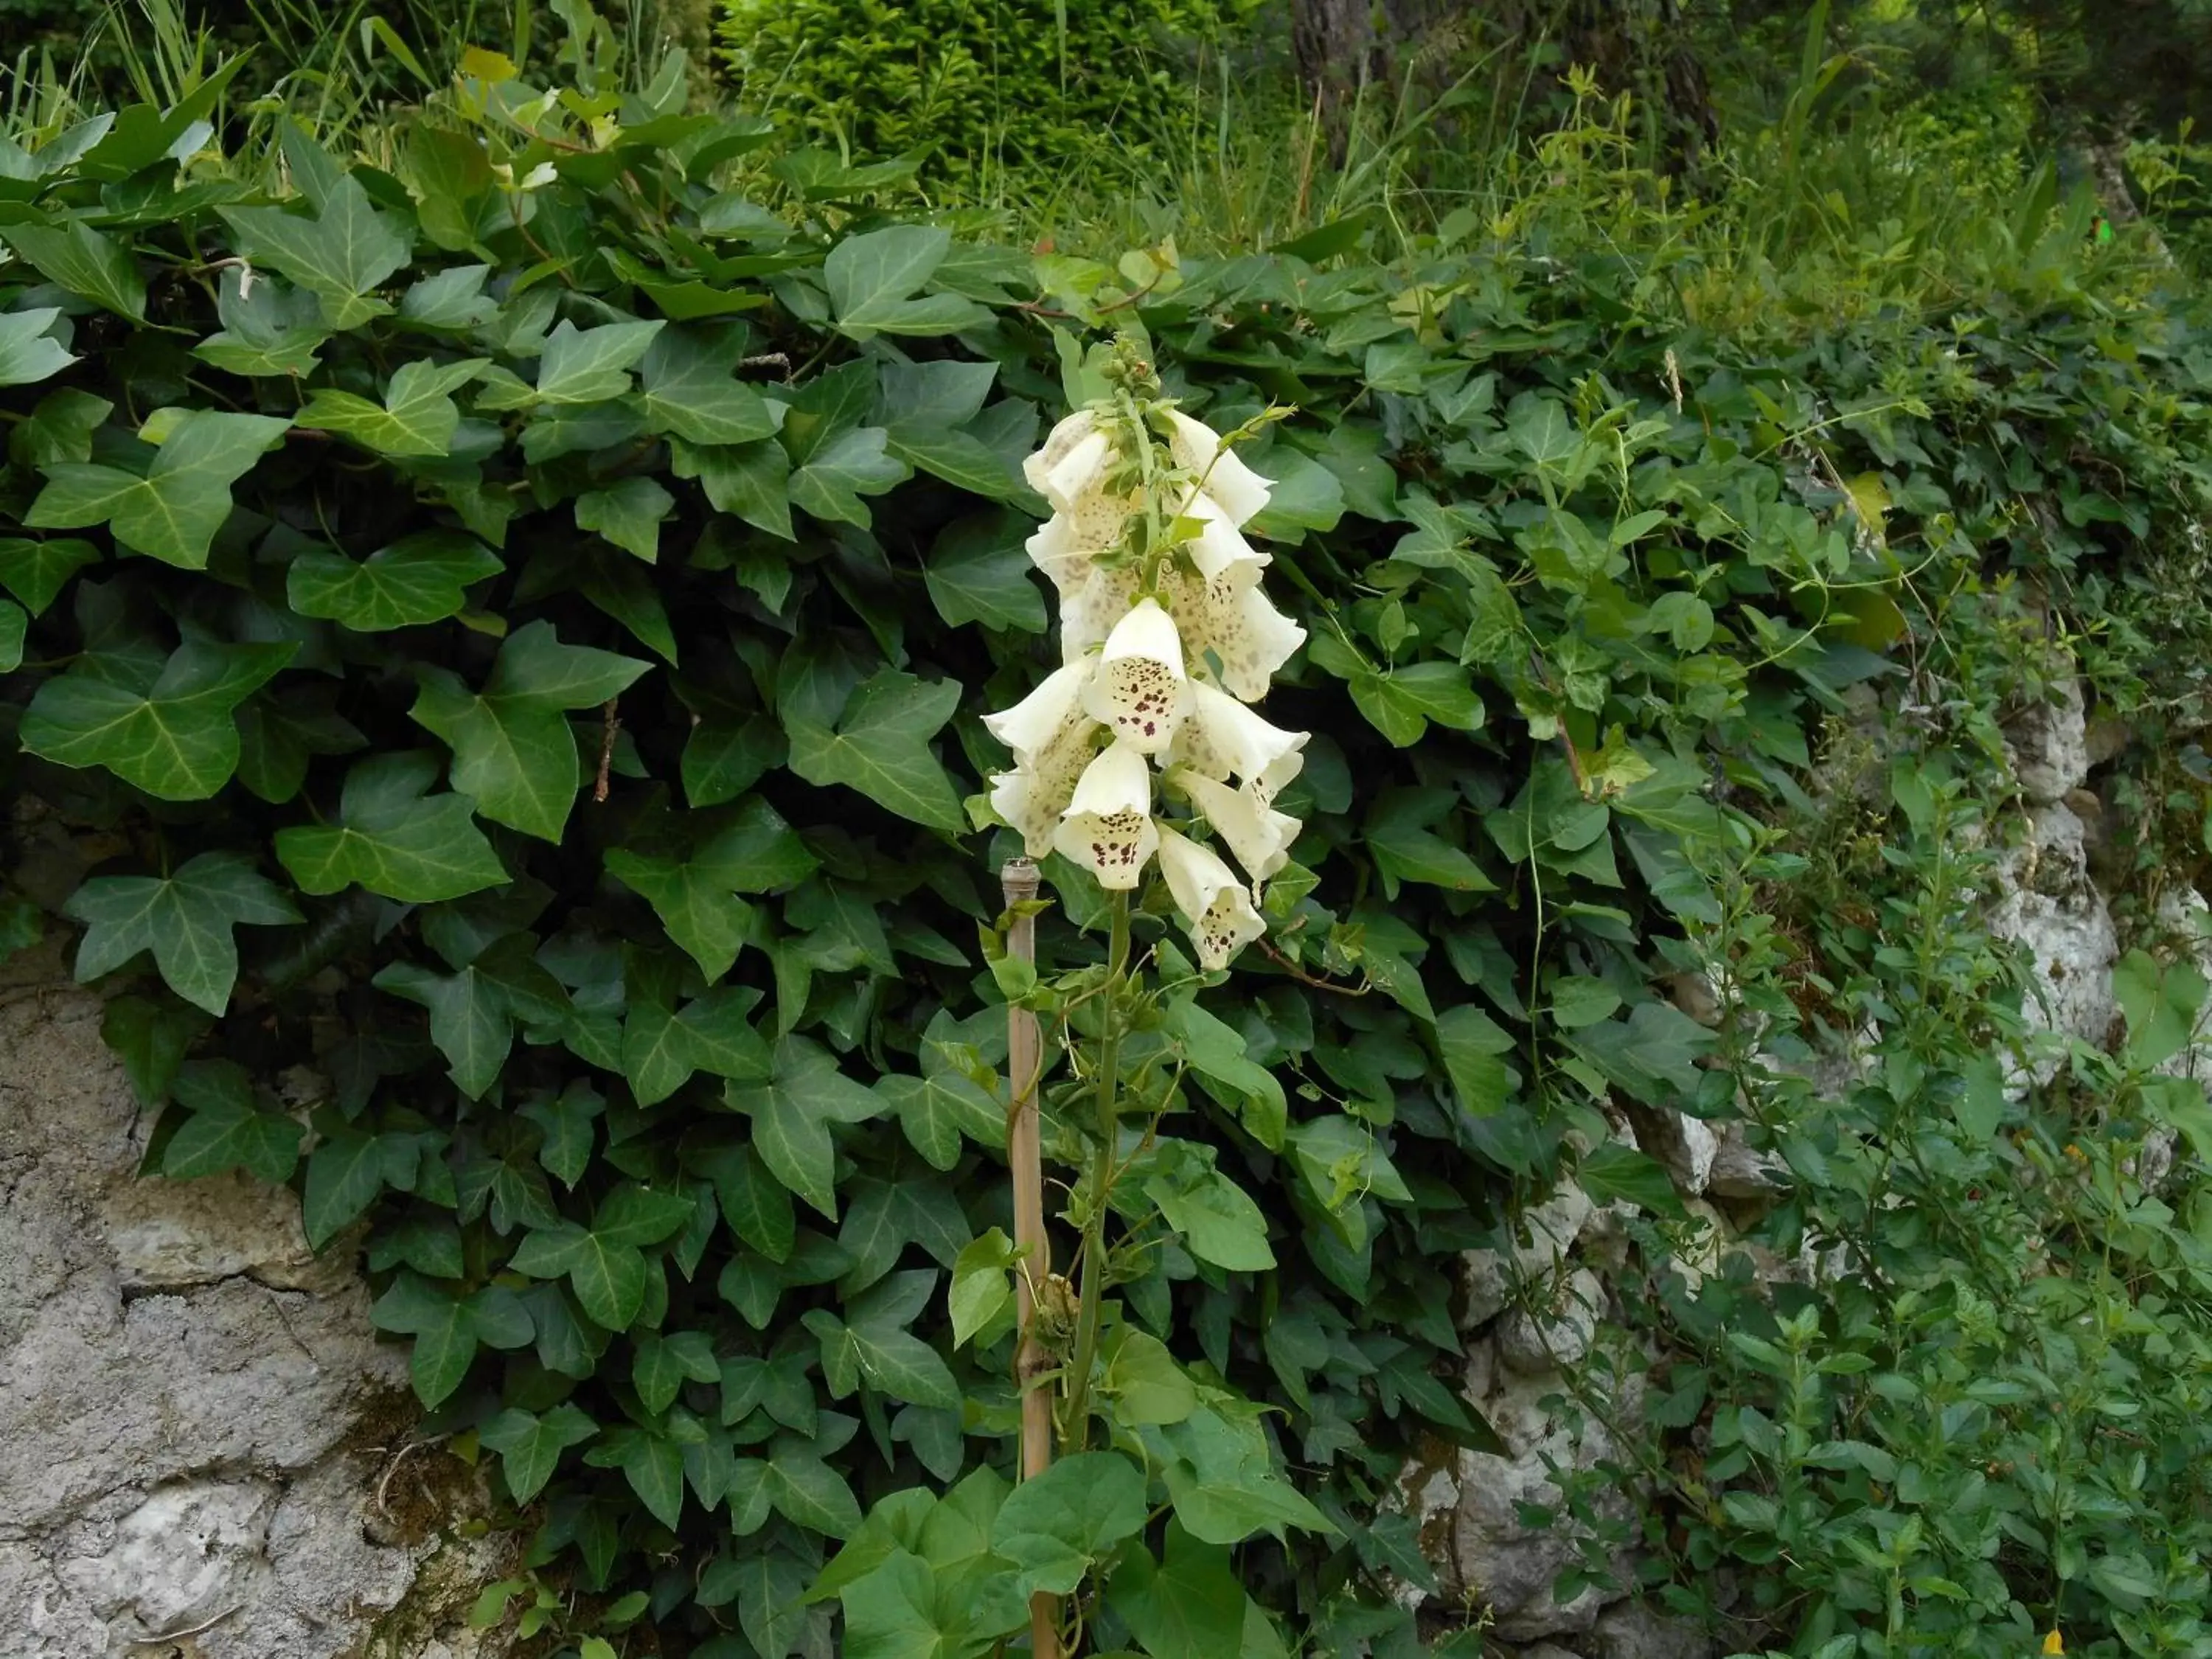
left=0, top=964, right=513, bottom=1659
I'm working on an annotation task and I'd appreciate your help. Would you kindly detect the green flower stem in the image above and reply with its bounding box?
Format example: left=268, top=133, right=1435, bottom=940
left=1061, top=886, right=1132, bottom=1447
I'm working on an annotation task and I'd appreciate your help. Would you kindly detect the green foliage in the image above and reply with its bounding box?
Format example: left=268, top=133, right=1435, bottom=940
left=714, top=0, right=1255, bottom=172
left=7, top=13, right=2212, bottom=1658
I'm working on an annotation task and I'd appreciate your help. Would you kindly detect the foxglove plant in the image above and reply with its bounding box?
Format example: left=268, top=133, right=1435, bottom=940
left=984, top=350, right=1308, bottom=968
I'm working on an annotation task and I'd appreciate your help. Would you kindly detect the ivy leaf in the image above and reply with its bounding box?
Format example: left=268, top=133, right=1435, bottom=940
left=687, top=438, right=793, bottom=539
left=825, top=225, right=992, bottom=340
left=302, top=1129, right=390, bottom=1248
left=786, top=427, right=908, bottom=527
left=370, top=1270, right=511, bottom=1406
left=372, top=934, right=568, bottom=1099
left=873, top=1066, right=1003, bottom=1172
left=218, top=168, right=413, bottom=328
left=606, top=799, right=815, bottom=982
left=0, top=536, right=100, bottom=616
left=295, top=357, right=485, bottom=456
left=533, top=319, right=664, bottom=404
left=633, top=1329, right=720, bottom=1415
left=0, top=601, right=24, bottom=673
left=193, top=267, right=330, bottom=377
left=276, top=751, right=507, bottom=902
left=698, top=1143, right=795, bottom=1262
left=1349, top=662, right=1484, bottom=746
left=27, top=410, right=291, bottom=569
left=923, top=512, right=1047, bottom=633
left=620, top=1434, right=687, bottom=1528
left=480, top=1404, right=598, bottom=1504
left=412, top=620, right=651, bottom=841
left=13, top=387, right=111, bottom=469
left=804, top=1270, right=960, bottom=1408
left=64, top=849, right=301, bottom=1015
left=990, top=1452, right=1149, bottom=1596
left=509, top=1221, right=650, bottom=1332
left=0, top=306, right=77, bottom=386
left=1, top=220, right=147, bottom=320
left=636, top=327, right=785, bottom=445
left=622, top=985, right=773, bottom=1106
left=520, top=1080, right=603, bottom=1188
left=285, top=530, right=504, bottom=632
left=576, top=476, right=675, bottom=563
left=726, top=1036, right=885, bottom=1220
left=785, top=669, right=964, bottom=834
left=161, top=1060, right=302, bottom=1183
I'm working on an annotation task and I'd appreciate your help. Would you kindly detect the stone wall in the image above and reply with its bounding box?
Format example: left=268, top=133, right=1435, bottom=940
left=1398, top=674, right=2171, bottom=1659
left=0, top=956, right=515, bottom=1659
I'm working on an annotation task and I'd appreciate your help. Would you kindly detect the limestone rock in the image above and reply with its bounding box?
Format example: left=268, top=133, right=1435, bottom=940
left=1633, top=1111, right=1718, bottom=1198
left=1987, top=801, right=2118, bottom=1067
left=1461, top=1184, right=1596, bottom=1329
left=1590, top=1599, right=1713, bottom=1659
left=0, top=969, right=517, bottom=1659
left=2003, top=678, right=2088, bottom=805
left=1498, top=1268, right=1605, bottom=1375
left=1423, top=1341, right=1643, bottom=1642
left=1705, top=1123, right=1789, bottom=1200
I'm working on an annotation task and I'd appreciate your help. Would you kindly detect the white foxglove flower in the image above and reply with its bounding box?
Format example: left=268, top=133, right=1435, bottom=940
left=1171, top=768, right=1299, bottom=886
left=1056, top=741, right=1160, bottom=889
left=1082, top=597, right=1192, bottom=752
left=1026, top=411, right=1116, bottom=512
left=1169, top=681, right=1306, bottom=804
left=1060, top=562, right=1142, bottom=664
left=1158, top=824, right=1267, bottom=970
left=1164, top=409, right=1270, bottom=526
left=983, top=664, right=1101, bottom=857
left=1209, top=584, right=1307, bottom=703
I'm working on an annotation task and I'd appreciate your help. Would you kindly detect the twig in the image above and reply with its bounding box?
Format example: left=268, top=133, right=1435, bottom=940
left=1258, top=936, right=1370, bottom=994
left=127, top=1603, right=243, bottom=1644
left=372, top=1433, right=453, bottom=1521
left=595, top=698, right=620, bottom=803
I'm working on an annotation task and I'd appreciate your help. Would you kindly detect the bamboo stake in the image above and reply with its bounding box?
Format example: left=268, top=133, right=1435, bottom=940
left=1001, top=857, right=1060, bottom=1659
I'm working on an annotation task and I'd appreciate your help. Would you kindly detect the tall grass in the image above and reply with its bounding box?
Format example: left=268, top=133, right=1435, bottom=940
left=4, top=0, right=2164, bottom=341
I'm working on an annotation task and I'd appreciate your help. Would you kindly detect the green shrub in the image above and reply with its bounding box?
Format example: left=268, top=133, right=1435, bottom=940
left=714, top=0, right=1256, bottom=170
left=7, top=15, right=2212, bottom=1658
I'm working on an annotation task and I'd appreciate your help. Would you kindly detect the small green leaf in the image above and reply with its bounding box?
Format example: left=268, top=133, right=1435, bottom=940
left=295, top=357, right=484, bottom=456
left=287, top=530, right=504, bottom=633
left=533, top=319, right=664, bottom=403
left=411, top=621, right=651, bottom=841
left=480, top=1403, right=597, bottom=1503
left=302, top=1130, right=389, bottom=1248
left=576, top=476, right=675, bottom=563
left=276, top=751, right=507, bottom=902
left=726, top=1036, right=885, bottom=1220
left=0, top=536, right=100, bottom=615
left=65, top=850, right=301, bottom=1015
left=0, top=306, right=76, bottom=386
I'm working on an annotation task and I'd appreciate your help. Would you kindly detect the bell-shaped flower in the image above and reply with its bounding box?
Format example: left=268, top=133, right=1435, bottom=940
left=1171, top=768, right=1299, bottom=886
left=1158, top=824, right=1267, bottom=970
left=1026, top=410, right=1119, bottom=513
left=1206, top=584, right=1307, bottom=703
left=1169, top=681, right=1307, bottom=804
left=984, top=664, right=1102, bottom=858
left=1055, top=740, right=1160, bottom=889
left=1060, top=561, right=1142, bottom=664
left=1164, top=409, right=1270, bottom=526
left=1082, top=597, right=1192, bottom=752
